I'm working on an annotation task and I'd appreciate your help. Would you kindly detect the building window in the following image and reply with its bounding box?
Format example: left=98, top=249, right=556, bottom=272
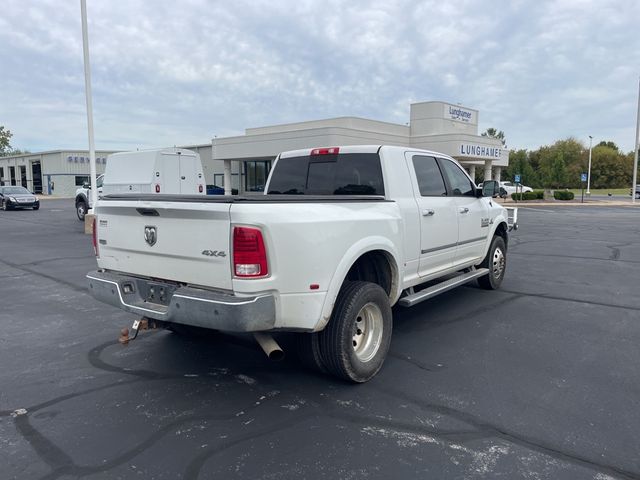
left=213, top=174, right=224, bottom=186
left=244, top=160, right=271, bottom=192
left=75, top=175, right=89, bottom=186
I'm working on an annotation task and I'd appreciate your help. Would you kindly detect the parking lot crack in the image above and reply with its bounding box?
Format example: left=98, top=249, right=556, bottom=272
left=373, top=385, right=640, bottom=480
left=0, top=257, right=88, bottom=294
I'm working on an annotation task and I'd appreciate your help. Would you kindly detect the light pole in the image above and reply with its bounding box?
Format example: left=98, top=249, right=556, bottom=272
left=586, top=135, right=593, bottom=195
left=632, top=77, right=639, bottom=204
left=80, top=0, right=97, bottom=211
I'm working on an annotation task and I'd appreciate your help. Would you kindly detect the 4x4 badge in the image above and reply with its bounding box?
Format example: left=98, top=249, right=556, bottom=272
left=144, top=226, right=157, bottom=246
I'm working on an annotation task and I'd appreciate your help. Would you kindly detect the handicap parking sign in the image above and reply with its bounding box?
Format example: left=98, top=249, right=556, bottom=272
left=514, top=174, right=521, bottom=183
left=581, top=173, right=588, bottom=182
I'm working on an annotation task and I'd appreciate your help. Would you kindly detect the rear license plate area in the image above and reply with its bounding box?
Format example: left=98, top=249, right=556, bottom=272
left=142, top=281, right=175, bottom=306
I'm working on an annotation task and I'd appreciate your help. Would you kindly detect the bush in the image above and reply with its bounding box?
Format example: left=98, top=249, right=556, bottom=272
left=510, top=190, right=544, bottom=201
left=553, top=190, right=575, bottom=201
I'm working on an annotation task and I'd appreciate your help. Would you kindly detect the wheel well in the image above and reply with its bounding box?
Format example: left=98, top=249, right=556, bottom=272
left=495, top=222, right=508, bottom=250
left=75, top=195, right=87, bottom=206
left=344, top=250, right=396, bottom=297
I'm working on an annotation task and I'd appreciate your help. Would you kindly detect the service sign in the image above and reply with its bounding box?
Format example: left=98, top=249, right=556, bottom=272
left=444, top=104, right=476, bottom=124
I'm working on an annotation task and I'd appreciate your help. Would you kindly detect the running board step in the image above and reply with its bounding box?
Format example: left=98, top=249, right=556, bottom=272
left=398, top=268, right=490, bottom=307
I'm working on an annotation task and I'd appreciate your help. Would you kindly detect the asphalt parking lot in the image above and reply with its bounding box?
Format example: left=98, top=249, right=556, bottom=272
left=1, top=199, right=639, bottom=479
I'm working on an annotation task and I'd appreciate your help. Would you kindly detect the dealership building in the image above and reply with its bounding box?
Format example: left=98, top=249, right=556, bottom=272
left=0, top=101, right=508, bottom=196
left=0, top=150, right=116, bottom=197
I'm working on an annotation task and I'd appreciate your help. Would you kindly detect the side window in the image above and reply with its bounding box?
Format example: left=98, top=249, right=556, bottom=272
left=412, top=155, right=447, bottom=196
left=439, top=159, right=476, bottom=197
left=97, top=176, right=104, bottom=188
left=75, top=175, right=89, bottom=187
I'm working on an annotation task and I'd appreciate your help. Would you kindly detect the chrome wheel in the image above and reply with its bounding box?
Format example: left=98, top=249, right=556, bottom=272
left=491, top=246, right=505, bottom=279
left=352, top=302, right=384, bottom=363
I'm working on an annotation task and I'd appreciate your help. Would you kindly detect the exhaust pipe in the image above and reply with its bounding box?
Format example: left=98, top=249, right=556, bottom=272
left=253, top=333, right=285, bottom=361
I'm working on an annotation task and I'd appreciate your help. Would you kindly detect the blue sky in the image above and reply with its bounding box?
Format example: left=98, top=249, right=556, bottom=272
left=1, top=0, right=639, bottom=153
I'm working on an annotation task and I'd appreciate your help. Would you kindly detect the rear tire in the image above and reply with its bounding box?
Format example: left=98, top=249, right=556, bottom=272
left=319, top=281, right=392, bottom=383
left=76, top=199, right=88, bottom=221
left=478, top=235, right=507, bottom=290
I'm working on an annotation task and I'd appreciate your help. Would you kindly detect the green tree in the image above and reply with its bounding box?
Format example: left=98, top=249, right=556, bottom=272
left=534, top=138, right=583, bottom=188
left=590, top=145, right=632, bottom=188
left=505, top=149, right=538, bottom=187
left=481, top=128, right=506, bottom=146
left=596, top=140, right=618, bottom=151
left=513, top=137, right=631, bottom=189
left=0, top=126, right=13, bottom=156
left=550, top=152, right=569, bottom=188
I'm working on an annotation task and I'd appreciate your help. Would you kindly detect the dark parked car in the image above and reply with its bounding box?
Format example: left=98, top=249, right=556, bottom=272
left=0, top=186, right=40, bottom=210
left=206, top=185, right=238, bottom=195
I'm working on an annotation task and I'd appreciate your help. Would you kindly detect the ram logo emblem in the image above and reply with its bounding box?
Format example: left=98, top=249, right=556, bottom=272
left=144, top=226, right=157, bottom=246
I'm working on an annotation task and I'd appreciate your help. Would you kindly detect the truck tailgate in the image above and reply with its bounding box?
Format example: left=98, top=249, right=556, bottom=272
left=95, top=200, right=232, bottom=290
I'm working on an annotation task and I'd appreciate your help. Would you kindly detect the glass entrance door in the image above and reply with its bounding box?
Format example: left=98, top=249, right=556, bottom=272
left=31, top=161, right=43, bottom=194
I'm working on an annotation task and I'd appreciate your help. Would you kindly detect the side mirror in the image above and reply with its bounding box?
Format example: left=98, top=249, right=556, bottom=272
left=481, top=180, right=500, bottom=198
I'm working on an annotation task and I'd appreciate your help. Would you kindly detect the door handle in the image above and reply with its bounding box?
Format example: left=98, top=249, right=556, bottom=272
left=422, top=209, right=435, bottom=216
left=459, top=207, right=470, bottom=214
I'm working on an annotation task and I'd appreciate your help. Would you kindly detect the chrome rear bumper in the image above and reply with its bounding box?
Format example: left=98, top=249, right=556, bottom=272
left=86, top=270, right=276, bottom=332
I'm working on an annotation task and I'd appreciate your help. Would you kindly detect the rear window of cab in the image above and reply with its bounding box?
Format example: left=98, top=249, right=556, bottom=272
left=267, top=153, right=384, bottom=195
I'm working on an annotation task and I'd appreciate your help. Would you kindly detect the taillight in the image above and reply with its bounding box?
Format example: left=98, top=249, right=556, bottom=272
left=92, top=217, right=99, bottom=257
left=198, top=184, right=203, bottom=193
left=155, top=184, right=160, bottom=193
left=233, top=226, right=268, bottom=277
left=310, top=147, right=339, bottom=156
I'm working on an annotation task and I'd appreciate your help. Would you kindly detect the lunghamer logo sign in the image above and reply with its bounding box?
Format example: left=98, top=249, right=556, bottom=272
left=447, top=105, right=473, bottom=123
left=459, top=144, right=502, bottom=159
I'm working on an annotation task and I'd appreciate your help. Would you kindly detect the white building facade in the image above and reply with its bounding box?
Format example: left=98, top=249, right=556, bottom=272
left=187, top=101, right=509, bottom=194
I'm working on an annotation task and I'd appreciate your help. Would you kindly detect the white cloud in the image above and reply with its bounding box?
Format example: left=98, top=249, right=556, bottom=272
left=1, top=0, right=638, bottom=152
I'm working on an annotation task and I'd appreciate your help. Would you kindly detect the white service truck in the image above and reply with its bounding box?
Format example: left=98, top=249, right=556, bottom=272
left=75, top=148, right=205, bottom=220
left=87, top=145, right=517, bottom=382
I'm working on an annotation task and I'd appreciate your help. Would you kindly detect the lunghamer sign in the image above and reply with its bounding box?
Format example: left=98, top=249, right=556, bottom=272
left=445, top=104, right=475, bottom=124
left=459, top=143, right=502, bottom=159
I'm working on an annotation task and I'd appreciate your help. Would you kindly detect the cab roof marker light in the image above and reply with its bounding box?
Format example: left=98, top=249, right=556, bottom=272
left=310, top=147, right=340, bottom=156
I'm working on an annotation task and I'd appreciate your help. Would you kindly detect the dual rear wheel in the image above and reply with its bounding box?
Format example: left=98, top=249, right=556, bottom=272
left=298, top=281, right=392, bottom=383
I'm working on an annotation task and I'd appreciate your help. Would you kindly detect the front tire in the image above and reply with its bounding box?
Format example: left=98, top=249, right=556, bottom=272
left=319, top=281, right=392, bottom=383
left=478, top=235, right=507, bottom=290
left=76, top=199, right=88, bottom=221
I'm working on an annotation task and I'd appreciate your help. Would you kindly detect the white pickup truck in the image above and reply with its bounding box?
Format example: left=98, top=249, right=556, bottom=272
left=87, top=145, right=516, bottom=382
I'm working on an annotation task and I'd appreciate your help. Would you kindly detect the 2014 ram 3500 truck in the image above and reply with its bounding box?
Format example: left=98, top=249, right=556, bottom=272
left=87, top=145, right=516, bottom=383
